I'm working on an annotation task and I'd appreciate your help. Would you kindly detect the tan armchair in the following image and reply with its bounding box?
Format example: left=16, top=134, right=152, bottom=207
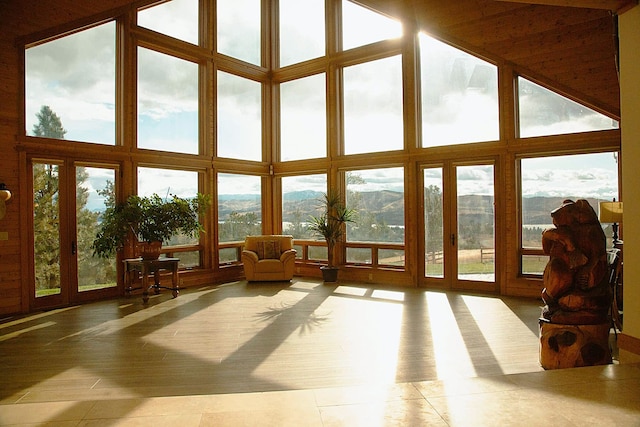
left=242, top=235, right=297, bottom=281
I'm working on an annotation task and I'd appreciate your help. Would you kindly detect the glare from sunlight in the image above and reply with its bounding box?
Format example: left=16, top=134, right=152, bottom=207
left=426, top=291, right=475, bottom=378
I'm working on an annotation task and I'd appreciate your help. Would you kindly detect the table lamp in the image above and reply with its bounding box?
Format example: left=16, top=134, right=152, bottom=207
left=599, top=200, right=623, bottom=245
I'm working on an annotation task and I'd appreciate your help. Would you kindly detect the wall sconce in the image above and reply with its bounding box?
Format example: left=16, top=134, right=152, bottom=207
left=599, top=199, right=623, bottom=245
left=0, top=183, right=11, bottom=220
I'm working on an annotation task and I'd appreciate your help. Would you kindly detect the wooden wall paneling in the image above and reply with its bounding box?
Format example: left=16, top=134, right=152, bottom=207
left=0, top=20, right=22, bottom=314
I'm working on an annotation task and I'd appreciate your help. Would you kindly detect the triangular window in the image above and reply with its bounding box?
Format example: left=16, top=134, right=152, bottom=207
left=518, top=77, right=618, bottom=138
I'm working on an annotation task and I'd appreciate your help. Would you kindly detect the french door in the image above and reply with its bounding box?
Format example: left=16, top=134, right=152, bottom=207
left=422, top=161, right=496, bottom=292
left=30, top=158, right=120, bottom=310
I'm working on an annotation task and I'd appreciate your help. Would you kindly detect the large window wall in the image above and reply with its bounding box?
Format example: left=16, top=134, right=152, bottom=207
left=22, top=0, right=621, bottom=296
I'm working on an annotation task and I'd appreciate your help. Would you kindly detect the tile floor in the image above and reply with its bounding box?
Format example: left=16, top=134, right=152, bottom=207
left=0, top=279, right=639, bottom=426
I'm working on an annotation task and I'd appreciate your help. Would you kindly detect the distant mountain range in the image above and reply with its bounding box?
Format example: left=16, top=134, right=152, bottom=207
left=219, top=190, right=604, bottom=226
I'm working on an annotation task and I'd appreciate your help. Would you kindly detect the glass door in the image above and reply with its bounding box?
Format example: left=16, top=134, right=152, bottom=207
left=31, top=159, right=120, bottom=310
left=453, top=163, right=495, bottom=291
left=32, top=161, right=64, bottom=306
left=74, top=165, right=118, bottom=298
left=423, top=167, right=444, bottom=280
left=421, top=162, right=496, bottom=292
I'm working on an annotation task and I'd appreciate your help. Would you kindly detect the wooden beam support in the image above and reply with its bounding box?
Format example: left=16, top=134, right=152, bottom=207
left=493, top=0, right=638, bottom=13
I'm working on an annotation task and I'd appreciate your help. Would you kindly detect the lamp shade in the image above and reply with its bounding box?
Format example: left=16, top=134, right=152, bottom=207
left=599, top=201, right=623, bottom=223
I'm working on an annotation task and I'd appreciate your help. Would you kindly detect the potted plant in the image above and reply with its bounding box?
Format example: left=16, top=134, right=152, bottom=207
left=91, top=193, right=211, bottom=260
left=308, top=190, right=356, bottom=282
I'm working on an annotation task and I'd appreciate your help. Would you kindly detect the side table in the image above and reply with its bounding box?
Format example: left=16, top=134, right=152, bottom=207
left=123, top=257, right=180, bottom=303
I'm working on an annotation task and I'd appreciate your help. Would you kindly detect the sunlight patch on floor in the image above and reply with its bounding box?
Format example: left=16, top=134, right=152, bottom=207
left=426, top=291, right=476, bottom=379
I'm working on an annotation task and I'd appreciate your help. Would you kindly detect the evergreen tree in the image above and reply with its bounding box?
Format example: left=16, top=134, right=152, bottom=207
left=32, top=105, right=67, bottom=138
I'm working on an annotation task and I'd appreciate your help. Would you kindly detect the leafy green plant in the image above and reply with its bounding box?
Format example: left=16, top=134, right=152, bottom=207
left=91, top=193, right=211, bottom=258
left=308, top=191, right=356, bottom=268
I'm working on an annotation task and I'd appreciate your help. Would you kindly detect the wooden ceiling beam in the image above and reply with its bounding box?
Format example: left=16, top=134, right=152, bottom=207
left=493, top=0, right=638, bottom=13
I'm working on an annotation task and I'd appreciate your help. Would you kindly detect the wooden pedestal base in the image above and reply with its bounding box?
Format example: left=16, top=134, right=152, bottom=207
left=539, top=321, right=611, bottom=369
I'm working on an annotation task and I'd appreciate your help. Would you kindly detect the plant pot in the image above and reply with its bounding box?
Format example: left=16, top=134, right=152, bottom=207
left=321, top=266, right=339, bottom=282
left=137, top=241, right=162, bottom=260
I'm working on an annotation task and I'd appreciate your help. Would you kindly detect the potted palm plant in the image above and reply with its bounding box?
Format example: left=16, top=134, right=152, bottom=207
left=91, top=193, right=210, bottom=260
left=308, top=190, right=356, bottom=282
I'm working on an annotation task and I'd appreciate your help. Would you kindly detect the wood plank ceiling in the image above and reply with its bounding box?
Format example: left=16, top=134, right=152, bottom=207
left=363, top=0, right=637, bottom=118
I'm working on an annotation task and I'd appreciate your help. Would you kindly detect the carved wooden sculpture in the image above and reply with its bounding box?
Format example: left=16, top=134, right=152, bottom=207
left=539, top=199, right=612, bottom=369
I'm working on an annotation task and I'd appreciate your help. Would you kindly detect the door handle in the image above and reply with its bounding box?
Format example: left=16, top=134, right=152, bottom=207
left=71, top=241, right=76, bottom=255
left=450, top=234, right=456, bottom=246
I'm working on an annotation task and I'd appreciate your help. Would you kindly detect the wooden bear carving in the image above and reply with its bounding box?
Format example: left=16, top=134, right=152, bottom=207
left=540, top=199, right=609, bottom=325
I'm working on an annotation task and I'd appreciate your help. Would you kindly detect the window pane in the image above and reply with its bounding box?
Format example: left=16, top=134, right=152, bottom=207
left=346, top=168, right=404, bottom=243
left=217, top=71, right=262, bottom=161
left=178, top=251, right=200, bottom=268
left=218, top=173, right=262, bottom=242
left=457, top=165, right=494, bottom=283
left=77, top=166, right=117, bottom=292
left=138, top=48, right=198, bottom=154
left=137, top=168, right=199, bottom=247
left=26, top=22, right=115, bottom=145
left=217, top=0, right=261, bottom=65
left=521, top=153, right=619, bottom=251
left=138, top=167, right=198, bottom=198
left=282, top=174, right=327, bottom=238
left=343, top=56, right=403, bottom=155
left=424, top=167, right=444, bottom=278
left=342, top=0, right=402, bottom=50
left=33, top=163, right=61, bottom=297
left=219, top=247, right=240, bottom=264
left=522, top=254, right=548, bottom=275
left=420, top=33, right=499, bottom=147
left=309, top=245, right=327, bottom=261
left=346, top=247, right=371, bottom=264
left=280, top=74, right=326, bottom=161
left=138, top=0, right=199, bottom=45
left=280, top=0, right=325, bottom=66
left=518, top=77, right=618, bottom=138
left=379, top=249, right=404, bottom=266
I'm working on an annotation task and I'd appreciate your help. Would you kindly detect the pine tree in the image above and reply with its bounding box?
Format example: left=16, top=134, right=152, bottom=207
left=32, top=105, right=67, bottom=138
